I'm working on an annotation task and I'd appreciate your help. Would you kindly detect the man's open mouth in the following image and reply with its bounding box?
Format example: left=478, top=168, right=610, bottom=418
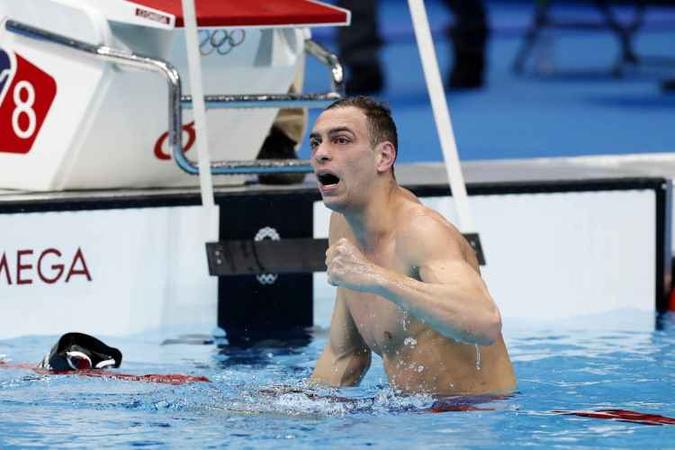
left=318, top=172, right=340, bottom=186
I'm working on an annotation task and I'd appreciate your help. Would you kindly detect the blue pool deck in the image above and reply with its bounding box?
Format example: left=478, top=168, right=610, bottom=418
left=301, top=0, right=675, bottom=164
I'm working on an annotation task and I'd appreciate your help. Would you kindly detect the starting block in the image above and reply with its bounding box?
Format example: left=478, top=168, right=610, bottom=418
left=0, top=0, right=349, bottom=190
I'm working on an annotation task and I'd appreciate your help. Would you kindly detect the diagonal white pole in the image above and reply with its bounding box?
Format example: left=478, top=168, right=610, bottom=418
left=181, top=0, right=215, bottom=208
left=407, top=0, right=475, bottom=232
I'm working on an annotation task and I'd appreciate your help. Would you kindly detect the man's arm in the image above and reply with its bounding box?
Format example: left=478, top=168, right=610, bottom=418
left=310, top=289, right=372, bottom=386
left=325, top=214, right=502, bottom=345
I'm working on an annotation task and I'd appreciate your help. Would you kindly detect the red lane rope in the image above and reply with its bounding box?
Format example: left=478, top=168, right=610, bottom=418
left=0, top=360, right=210, bottom=385
left=553, top=409, right=675, bottom=426
left=428, top=395, right=675, bottom=425
left=3, top=360, right=673, bottom=420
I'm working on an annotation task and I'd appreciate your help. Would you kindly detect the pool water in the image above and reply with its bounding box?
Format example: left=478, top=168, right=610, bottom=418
left=1, top=311, right=673, bottom=448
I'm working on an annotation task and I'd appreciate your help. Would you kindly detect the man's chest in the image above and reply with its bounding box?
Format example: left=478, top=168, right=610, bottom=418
left=345, top=292, right=411, bottom=354
left=331, top=227, right=414, bottom=343
left=342, top=246, right=422, bottom=354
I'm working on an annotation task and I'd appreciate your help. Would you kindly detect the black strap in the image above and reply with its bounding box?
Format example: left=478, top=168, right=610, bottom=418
left=206, top=238, right=329, bottom=276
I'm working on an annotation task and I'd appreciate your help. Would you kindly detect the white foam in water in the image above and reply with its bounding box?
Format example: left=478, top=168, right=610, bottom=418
left=220, top=382, right=441, bottom=417
left=370, top=387, right=434, bottom=413
left=273, top=392, right=351, bottom=416
left=404, top=337, right=417, bottom=348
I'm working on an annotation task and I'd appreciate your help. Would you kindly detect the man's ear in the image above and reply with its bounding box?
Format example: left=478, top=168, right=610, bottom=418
left=376, top=141, right=396, bottom=173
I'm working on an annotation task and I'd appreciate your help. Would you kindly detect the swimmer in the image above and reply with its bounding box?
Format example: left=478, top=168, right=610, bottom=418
left=309, top=97, right=515, bottom=395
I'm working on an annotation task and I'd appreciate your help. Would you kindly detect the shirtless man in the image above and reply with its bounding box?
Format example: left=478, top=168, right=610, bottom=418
left=309, top=97, right=515, bottom=395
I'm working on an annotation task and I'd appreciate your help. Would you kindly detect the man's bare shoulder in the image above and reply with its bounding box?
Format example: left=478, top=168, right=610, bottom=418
left=394, top=199, right=477, bottom=268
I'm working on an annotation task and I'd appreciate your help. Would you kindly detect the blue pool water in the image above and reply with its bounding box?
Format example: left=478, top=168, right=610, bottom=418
left=1, top=311, right=674, bottom=448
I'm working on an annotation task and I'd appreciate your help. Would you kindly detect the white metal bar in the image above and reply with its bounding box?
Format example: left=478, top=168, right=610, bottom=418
left=180, top=0, right=215, bottom=208
left=407, top=0, right=475, bottom=232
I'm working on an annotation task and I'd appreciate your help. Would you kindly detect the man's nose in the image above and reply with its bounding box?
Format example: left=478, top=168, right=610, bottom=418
left=313, top=143, right=332, bottom=162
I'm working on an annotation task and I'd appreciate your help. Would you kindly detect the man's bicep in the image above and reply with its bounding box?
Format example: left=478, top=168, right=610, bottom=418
left=414, top=237, right=495, bottom=310
left=415, top=234, right=496, bottom=314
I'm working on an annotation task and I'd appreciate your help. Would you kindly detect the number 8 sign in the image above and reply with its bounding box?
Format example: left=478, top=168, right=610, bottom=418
left=0, top=48, right=57, bottom=154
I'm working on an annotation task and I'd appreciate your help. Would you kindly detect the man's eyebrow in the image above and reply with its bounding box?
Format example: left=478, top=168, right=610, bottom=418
left=309, top=127, right=354, bottom=140
left=327, top=127, right=354, bottom=136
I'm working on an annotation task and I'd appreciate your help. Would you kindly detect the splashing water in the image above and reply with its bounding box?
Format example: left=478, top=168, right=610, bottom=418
left=403, top=337, right=417, bottom=348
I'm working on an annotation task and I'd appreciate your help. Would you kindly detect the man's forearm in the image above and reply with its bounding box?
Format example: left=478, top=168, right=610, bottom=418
left=372, top=267, right=501, bottom=345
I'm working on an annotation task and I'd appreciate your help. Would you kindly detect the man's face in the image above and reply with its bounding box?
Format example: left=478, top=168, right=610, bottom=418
left=309, top=106, right=378, bottom=212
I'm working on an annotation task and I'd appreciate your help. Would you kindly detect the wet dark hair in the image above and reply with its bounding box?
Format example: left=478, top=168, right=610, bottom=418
left=326, top=96, right=398, bottom=160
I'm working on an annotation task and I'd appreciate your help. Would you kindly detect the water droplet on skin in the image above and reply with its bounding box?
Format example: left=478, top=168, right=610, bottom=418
left=403, top=337, right=417, bottom=347
left=474, top=344, right=481, bottom=371
left=417, top=365, right=424, bottom=373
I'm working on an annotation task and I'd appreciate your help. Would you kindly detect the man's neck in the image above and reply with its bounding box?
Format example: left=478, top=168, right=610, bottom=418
left=343, top=178, right=399, bottom=250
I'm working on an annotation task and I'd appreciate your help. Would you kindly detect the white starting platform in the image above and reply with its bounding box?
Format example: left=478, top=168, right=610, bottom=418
left=0, top=155, right=672, bottom=340
left=0, top=0, right=348, bottom=189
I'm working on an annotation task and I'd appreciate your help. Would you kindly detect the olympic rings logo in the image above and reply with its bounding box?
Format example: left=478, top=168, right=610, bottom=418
left=199, top=29, right=246, bottom=56
left=254, top=227, right=280, bottom=285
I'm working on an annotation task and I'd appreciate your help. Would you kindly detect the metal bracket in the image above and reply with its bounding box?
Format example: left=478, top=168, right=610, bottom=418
left=206, top=238, right=328, bottom=276
left=463, top=233, right=486, bottom=266
left=5, top=20, right=342, bottom=177
left=206, top=233, right=485, bottom=277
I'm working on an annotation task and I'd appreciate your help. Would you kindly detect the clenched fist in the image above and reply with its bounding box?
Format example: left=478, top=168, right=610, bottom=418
left=325, top=238, right=384, bottom=292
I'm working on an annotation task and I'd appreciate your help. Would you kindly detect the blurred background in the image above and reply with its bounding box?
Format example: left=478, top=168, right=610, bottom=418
left=299, top=0, right=675, bottom=164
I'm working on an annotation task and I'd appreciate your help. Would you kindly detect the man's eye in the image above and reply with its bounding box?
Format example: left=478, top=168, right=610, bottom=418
left=310, top=140, right=319, bottom=149
left=334, top=137, right=349, bottom=144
